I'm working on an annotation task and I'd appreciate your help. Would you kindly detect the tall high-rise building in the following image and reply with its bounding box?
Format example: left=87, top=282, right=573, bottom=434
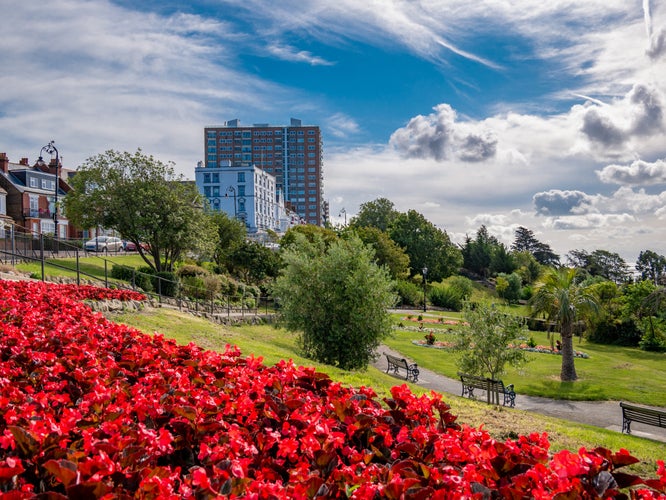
left=204, top=118, right=325, bottom=226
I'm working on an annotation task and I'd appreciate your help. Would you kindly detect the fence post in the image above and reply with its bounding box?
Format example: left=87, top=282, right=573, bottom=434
left=104, top=260, right=108, bottom=287
left=76, top=248, right=80, bottom=286
left=39, top=234, right=45, bottom=281
left=10, top=224, right=15, bottom=267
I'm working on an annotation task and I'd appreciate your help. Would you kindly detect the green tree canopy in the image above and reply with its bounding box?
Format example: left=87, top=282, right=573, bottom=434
left=211, top=212, right=247, bottom=271
left=349, top=197, right=399, bottom=232
left=529, top=268, right=599, bottom=381
left=348, top=226, right=410, bottom=280
left=455, top=302, right=530, bottom=380
left=567, top=249, right=631, bottom=284
left=271, top=233, right=396, bottom=370
left=65, top=149, right=216, bottom=272
left=388, top=210, right=462, bottom=282
left=227, top=241, right=281, bottom=284
left=511, top=226, right=559, bottom=266
left=636, top=250, right=666, bottom=285
left=279, top=224, right=338, bottom=249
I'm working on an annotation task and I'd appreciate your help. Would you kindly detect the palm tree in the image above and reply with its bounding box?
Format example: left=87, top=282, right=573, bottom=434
left=529, top=267, right=599, bottom=381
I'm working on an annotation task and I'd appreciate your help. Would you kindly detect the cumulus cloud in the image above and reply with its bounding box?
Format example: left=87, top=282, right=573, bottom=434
left=597, top=158, right=666, bottom=185
left=579, top=84, right=665, bottom=151
left=533, top=190, right=595, bottom=216
left=544, top=213, right=636, bottom=230
left=644, top=0, right=666, bottom=60
left=389, top=104, right=497, bottom=162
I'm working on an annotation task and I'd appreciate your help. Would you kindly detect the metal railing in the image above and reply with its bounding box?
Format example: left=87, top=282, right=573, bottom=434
left=0, top=221, right=276, bottom=320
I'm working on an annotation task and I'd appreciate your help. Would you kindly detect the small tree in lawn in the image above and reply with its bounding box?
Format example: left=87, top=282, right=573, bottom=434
left=272, top=233, right=396, bottom=370
left=454, top=302, right=530, bottom=380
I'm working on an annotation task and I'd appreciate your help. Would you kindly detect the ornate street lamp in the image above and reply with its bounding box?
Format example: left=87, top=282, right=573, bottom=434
left=339, top=207, right=346, bottom=226
left=36, top=141, right=60, bottom=241
left=225, top=186, right=237, bottom=219
left=422, top=267, right=428, bottom=312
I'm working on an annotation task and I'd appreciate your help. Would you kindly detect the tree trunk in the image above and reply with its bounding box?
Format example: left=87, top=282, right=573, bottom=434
left=560, top=324, right=577, bottom=381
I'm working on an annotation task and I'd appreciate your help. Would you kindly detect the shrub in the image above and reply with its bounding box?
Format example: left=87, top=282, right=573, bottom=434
left=175, top=264, right=210, bottom=278
left=429, top=284, right=464, bottom=311
left=587, top=318, right=641, bottom=346
left=152, top=271, right=178, bottom=297
left=393, top=279, right=422, bottom=307
left=111, top=264, right=153, bottom=292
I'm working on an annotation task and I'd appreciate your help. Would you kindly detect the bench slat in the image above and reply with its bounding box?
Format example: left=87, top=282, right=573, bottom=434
left=385, top=353, right=419, bottom=383
left=459, top=372, right=515, bottom=407
left=620, top=402, right=666, bottom=434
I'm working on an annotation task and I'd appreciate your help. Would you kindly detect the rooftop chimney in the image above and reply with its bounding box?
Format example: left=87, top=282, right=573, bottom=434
left=19, top=158, right=29, bottom=166
left=0, top=153, right=8, bottom=173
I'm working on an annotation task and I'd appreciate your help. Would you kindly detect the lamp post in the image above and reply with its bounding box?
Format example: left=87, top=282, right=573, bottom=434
left=225, top=186, right=237, bottom=219
left=339, top=207, right=346, bottom=226
left=37, top=141, right=60, bottom=243
left=422, top=267, right=428, bottom=312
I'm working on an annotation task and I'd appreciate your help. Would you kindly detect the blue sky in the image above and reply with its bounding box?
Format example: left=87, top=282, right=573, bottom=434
left=2, top=0, right=666, bottom=264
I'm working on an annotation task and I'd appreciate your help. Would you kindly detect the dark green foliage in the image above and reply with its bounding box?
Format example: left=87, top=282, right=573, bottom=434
left=110, top=264, right=153, bottom=292
left=272, top=234, right=396, bottom=370
left=587, top=318, right=642, bottom=346
left=152, top=271, right=178, bottom=297
left=349, top=197, right=399, bottom=232
left=511, top=226, right=559, bottom=266
left=393, top=279, right=423, bottom=307
left=176, top=264, right=209, bottom=278
left=636, top=250, right=666, bottom=285
left=429, top=285, right=465, bottom=311
left=429, top=276, right=474, bottom=311
left=389, top=210, right=462, bottom=282
left=496, top=272, right=522, bottom=303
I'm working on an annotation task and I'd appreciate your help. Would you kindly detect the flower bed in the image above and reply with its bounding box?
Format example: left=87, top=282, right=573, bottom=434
left=0, top=280, right=663, bottom=498
left=413, top=339, right=590, bottom=358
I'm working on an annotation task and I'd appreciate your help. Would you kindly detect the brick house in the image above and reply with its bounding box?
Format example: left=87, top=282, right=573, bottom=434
left=0, top=152, right=71, bottom=238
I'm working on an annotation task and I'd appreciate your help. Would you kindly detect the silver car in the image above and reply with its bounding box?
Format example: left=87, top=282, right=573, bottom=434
left=84, top=236, right=124, bottom=252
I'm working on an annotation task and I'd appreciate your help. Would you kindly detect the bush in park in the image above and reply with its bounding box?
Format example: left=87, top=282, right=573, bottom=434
left=0, top=280, right=665, bottom=498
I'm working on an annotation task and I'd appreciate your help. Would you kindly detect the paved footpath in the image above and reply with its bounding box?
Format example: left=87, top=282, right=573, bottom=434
left=373, top=344, right=666, bottom=444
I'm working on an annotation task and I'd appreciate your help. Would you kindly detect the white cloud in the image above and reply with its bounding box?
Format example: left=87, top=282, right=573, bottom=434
left=326, top=113, right=361, bottom=138
left=266, top=44, right=335, bottom=65
left=597, top=158, right=666, bottom=185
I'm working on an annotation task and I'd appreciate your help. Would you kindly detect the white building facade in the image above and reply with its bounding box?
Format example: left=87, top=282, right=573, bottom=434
left=195, top=162, right=298, bottom=234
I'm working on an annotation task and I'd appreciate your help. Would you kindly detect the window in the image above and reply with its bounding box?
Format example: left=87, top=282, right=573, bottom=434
left=0, top=194, right=6, bottom=215
left=237, top=172, right=245, bottom=182
left=29, top=177, right=38, bottom=188
left=204, top=186, right=211, bottom=197
left=212, top=186, right=220, bottom=197
left=203, top=173, right=211, bottom=183
left=239, top=200, right=246, bottom=212
left=238, top=185, right=245, bottom=196
left=212, top=173, right=219, bottom=183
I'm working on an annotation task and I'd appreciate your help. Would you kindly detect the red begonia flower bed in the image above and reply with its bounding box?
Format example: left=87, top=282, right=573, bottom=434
left=0, top=280, right=664, bottom=498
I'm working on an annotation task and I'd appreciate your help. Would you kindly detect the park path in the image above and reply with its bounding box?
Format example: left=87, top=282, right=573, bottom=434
left=373, top=343, right=666, bottom=444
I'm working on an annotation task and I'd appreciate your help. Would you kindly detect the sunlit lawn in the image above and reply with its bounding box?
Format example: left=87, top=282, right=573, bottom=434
left=16, top=254, right=151, bottom=282
left=391, top=311, right=666, bottom=406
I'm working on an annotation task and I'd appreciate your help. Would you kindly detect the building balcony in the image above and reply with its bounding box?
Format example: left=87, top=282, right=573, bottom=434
left=23, top=208, right=54, bottom=219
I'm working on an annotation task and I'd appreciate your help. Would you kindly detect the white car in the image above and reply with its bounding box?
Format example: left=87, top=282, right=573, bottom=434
left=84, top=236, right=124, bottom=252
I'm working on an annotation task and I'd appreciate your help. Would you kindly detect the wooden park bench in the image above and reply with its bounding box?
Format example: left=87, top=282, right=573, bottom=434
left=620, top=402, right=666, bottom=434
left=384, top=353, right=419, bottom=383
left=458, top=372, right=516, bottom=407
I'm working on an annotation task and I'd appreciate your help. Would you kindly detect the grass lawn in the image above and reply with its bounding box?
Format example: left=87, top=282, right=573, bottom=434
left=392, top=312, right=666, bottom=406
left=15, top=254, right=151, bottom=282
left=109, top=307, right=666, bottom=473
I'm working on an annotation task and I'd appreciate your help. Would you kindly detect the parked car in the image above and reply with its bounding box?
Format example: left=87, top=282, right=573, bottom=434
left=123, top=241, right=150, bottom=252
left=84, top=236, right=124, bottom=252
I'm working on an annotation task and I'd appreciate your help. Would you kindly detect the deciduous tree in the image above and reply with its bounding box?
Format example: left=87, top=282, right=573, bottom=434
left=349, top=197, right=399, bottom=232
left=455, top=302, right=530, bottom=380
left=65, top=149, right=216, bottom=272
left=271, top=234, right=396, bottom=370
